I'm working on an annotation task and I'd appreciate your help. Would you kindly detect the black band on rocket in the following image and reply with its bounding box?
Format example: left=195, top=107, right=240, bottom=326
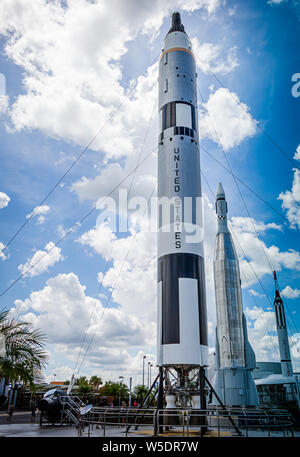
left=158, top=252, right=208, bottom=346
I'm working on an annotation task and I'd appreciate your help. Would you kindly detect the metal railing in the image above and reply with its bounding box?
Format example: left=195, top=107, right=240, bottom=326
left=59, top=395, right=84, bottom=425
left=77, top=406, right=294, bottom=438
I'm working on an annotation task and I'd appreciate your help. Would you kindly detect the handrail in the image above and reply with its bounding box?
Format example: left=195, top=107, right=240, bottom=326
left=77, top=406, right=294, bottom=437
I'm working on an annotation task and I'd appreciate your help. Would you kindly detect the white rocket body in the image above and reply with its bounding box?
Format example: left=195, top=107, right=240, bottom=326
left=157, top=13, right=208, bottom=368
left=213, top=183, right=259, bottom=407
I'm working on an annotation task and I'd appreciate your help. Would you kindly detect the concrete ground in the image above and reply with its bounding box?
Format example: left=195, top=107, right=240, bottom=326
left=0, top=410, right=39, bottom=425
left=0, top=422, right=298, bottom=437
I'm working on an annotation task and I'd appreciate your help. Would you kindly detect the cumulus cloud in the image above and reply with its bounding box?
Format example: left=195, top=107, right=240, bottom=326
left=267, top=0, right=285, bottom=5
left=0, top=0, right=219, bottom=160
left=18, top=241, right=63, bottom=277
left=245, top=306, right=300, bottom=370
left=278, top=145, right=300, bottom=229
left=0, top=95, right=9, bottom=113
left=0, top=192, right=10, bottom=208
left=249, top=289, right=264, bottom=297
left=192, top=38, right=239, bottom=75
left=198, top=88, right=257, bottom=150
left=0, top=242, right=8, bottom=261
left=26, top=204, right=50, bottom=224
left=230, top=217, right=282, bottom=234
left=9, top=272, right=156, bottom=383
left=229, top=216, right=300, bottom=287
left=281, top=286, right=300, bottom=299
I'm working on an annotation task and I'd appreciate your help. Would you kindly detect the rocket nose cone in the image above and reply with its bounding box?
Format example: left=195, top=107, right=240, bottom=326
left=172, top=11, right=182, bottom=26
left=168, top=11, right=185, bottom=35
left=216, top=182, right=225, bottom=199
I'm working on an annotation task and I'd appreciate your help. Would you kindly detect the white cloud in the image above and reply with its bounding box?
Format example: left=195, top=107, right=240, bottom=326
left=231, top=217, right=282, bottom=233
left=0, top=242, right=8, bottom=261
left=18, top=241, right=63, bottom=277
left=281, top=286, right=300, bottom=299
left=0, top=0, right=219, bottom=161
left=278, top=145, right=300, bottom=228
left=9, top=272, right=157, bottom=384
left=245, top=306, right=300, bottom=370
left=192, top=38, right=239, bottom=75
left=294, top=145, right=300, bottom=161
left=0, top=192, right=10, bottom=208
left=230, top=216, right=300, bottom=287
left=249, top=289, right=264, bottom=297
left=198, top=88, right=257, bottom=150
left=267, top=0, right=285, bottom=5
left=26, top=204, right=50, bottom=224
left=0, top=95, right=9, bottom=113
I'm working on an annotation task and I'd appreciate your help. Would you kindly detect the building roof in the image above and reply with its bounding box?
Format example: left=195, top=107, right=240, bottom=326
left=255, top=374, right=298, bottom=385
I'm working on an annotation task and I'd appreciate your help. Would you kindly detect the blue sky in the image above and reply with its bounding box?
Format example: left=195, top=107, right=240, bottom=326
left=0, top=0, right=299, bottom=384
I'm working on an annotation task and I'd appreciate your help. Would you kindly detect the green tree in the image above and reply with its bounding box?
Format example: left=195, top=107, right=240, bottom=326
left=76, top=376, right=88, bottom=384
left=77, top=381, right=92, bottom=395
left=89, top=375, right=102, bottom=390
left=100, top=381, right=129, bottom=402
left=0, top=310, right=47, bottom=389
left=133, top=384, right=148, bottom=403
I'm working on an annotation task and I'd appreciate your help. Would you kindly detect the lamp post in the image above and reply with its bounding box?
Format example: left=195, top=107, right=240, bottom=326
left=148, top=362, right=151, bottom=389
left=142, top=355, right=146, bottom=386
left=119, top=376, right=124, bottom=406
left=149, top=364, right=153, bottom=387
left=129, top=377, right=132, bottom=408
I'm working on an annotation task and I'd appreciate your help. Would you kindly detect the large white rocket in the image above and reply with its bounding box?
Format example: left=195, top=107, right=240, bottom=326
left=213, top=183, right=259, bottom=407
left=157, top=12, right=208, bottom=371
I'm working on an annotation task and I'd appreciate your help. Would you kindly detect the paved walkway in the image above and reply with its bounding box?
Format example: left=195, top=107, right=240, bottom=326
left=0, top=422, right=298, bottom=437
left=0, top=423, right=151, bottom=437
left=0, top=410, right=39, bottom=425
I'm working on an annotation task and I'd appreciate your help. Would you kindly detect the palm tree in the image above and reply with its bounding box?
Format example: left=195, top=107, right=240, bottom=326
left=0, top=310, right=47, bottom=390
left=133, top=384, right=148, bottom=403
left=89, top=375, right=102, bottom=390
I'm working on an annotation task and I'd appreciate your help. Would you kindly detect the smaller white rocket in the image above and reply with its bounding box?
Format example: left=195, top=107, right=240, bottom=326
left=273, top=272, right=293, bottom=378
left=212, top=183, right=259, bottom=407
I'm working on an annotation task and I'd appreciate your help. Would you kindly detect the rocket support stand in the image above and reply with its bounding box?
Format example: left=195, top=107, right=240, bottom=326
left=204, top=375, right=242, bottom=436
left=126, top=374, right=160, bottom=434
left=154, top=366, right=164, bottom=436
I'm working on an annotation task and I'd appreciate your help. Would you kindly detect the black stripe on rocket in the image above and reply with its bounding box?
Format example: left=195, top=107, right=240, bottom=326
left=158, top=252, right=208, bottom=346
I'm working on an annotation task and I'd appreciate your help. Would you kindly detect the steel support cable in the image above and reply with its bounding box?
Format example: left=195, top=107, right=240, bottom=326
left=0, top=143, right=159, bottom=299
left=197, top=85, right=276, bottom=275
left=75, top=183, right=157, bottom=375
left=75, top=184, right=217, bottom=374
left=201, top=170, right=280, bottom=358
left=194, top=53, right=299, bottom=170
left=198, top=86, right=297, bottom=343
left=200, top=144, right=290, bottom=225
left=72, top=242, right=115, bottom=375
left=72, top=98, right=157, bottom=375
left=0, top=55, right=160, bottom=257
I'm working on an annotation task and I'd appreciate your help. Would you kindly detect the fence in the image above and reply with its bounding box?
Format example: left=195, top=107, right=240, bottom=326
left=78, top=406, right=294, bottom=438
